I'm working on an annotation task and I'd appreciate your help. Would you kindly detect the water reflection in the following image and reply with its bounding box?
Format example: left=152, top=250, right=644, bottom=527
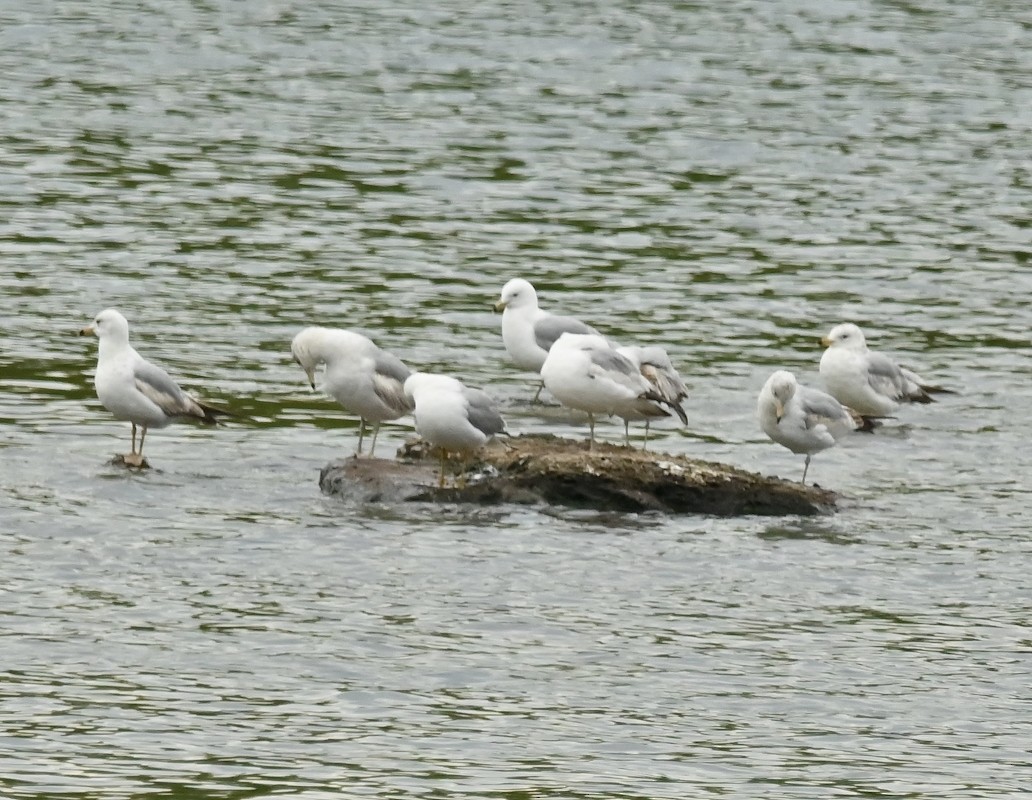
left=757, top=519, right=861, bottom=545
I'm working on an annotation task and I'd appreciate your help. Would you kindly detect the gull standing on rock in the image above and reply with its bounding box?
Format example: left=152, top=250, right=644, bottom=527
left=494, top=277, right=603, bottom=401
left=404, top=372, right=508, bottom=487
left=79, top=308, right=229, bottom=467
left=541, top=333, right=669, bottom=450
left=615, top=344, right=689, bottom=448
left=819, top=323, right=951, bottom=417
left=291, top=326, right=412, bottom=457
left=757, top=369, right=858, bottom=485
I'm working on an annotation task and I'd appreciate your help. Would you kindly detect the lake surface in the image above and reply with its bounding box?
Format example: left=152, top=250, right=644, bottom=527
left=2, top=0, right=1031, bottom=797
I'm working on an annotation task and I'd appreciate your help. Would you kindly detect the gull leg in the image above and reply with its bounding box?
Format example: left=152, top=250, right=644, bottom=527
left=623, top=419, right=631, bottom=447
left=369, top=421, right=381, bottom=457
left=356, top=419, right=366, bottom=456
left=588, top=413, right=595, bottom=451
left=642, top=420, right=651, bottom=452
left=456, top=453, right=471, bottom=489
left=801, top=454, right=811, bottom=485
left=532, top=381, right=544, bottom=404
left=130, top=422, right=137, bottom=455
left=124, top=426, right=147, bottom=467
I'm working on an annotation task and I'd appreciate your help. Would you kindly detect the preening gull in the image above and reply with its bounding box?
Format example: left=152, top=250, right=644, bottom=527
left=819, top=323, right=950, bottom=417
left=757, top=369, right=857, bottom=485
left=494, top=277, right=602, bottom=401
left=404, top=372, right=507, bottom=487
left=291, top=326, right=412, bottom=457
left=79, top=308, right=228, bottom=467
left=541, top=333, right=668, bottom=450
left=616, top=344, right=689, bottom=448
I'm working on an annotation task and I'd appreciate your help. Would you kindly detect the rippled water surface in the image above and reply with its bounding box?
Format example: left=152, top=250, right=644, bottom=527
left=2, top=0, right=1031, bottom=797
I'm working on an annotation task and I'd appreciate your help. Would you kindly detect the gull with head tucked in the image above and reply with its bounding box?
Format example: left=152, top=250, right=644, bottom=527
left=615, top=344, right=689, bottom=448
left=79, top=308, right=229, bottom=467
left=757, top=369, right=858, bottom=485
left=819, top=323, right=951, bottom=417
left=494, top=277, right=603, bottom=401
left=291, top=326, right=412, bottom=457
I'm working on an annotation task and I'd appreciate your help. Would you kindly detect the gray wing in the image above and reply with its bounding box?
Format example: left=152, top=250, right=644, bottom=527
left=587, top=347, right=667, bottom=403
left=533, top=313, right=599, bottom=352
left=374, top=350, right=411, bottom=384
left=133, top=359, right=201, bottom=419
left=463, top=387, right=506, bottom=437
left=865, top=353, right=909, bottom=400
left=372, top=350, right=414, bottom=414
left=798, top=386, right=851, bottom=429
left=900, top=367, right=925, bottom=388
left=899, top=366, right=938, bottom=401
left=588, top=346, right=639, bottom=377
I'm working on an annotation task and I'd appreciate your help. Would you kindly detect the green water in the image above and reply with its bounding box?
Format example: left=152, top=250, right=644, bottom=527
left=1, top=1, right=1030, bottom=797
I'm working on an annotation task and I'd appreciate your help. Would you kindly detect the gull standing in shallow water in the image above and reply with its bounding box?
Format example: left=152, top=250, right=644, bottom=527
left=819, top=322, right=951, bottom=417
left=615, top=344, right=689, bottom=448
left=79, top=308, right=229, bottom=467
left=291, top=326, right=412, bottom=457
left=541, top=333, right=669, bottom=450
left=403, top=372, right=507, bottom=487
left=494, top=277, right=603, bottom=401
left=757, top=369, right=858, bottom=485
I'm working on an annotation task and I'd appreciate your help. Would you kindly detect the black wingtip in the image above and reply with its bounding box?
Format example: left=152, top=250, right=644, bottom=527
left=856, top=415, right=884, bottom=433
left=198, top=402, right=236, bottom=425
left=644, top=388, right=666, bottom=406
left=668, top=402, right=689, bottom=426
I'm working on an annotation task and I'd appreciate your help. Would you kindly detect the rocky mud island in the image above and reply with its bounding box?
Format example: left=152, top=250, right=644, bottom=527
left=319, top=434, right=837, bottom=516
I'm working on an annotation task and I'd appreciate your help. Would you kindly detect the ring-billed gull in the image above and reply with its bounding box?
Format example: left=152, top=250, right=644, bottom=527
left=541, top=333, right=668, bottom=450
left=494, top=278, right=602, bottom=401
left=403, top=372, right=507, bottom=487
left=291, top=326, right=412, bottom=457
left=616, top=344, right=689, bottom=448
left=757, top=369, right=858, bottom=485
left=79, top=308, right=228, bottom=467
left=820, top=323, right=951, bottom=416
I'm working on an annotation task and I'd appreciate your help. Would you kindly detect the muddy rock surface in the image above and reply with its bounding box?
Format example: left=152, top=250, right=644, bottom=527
left=318, top=434, right=836, bottom=516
